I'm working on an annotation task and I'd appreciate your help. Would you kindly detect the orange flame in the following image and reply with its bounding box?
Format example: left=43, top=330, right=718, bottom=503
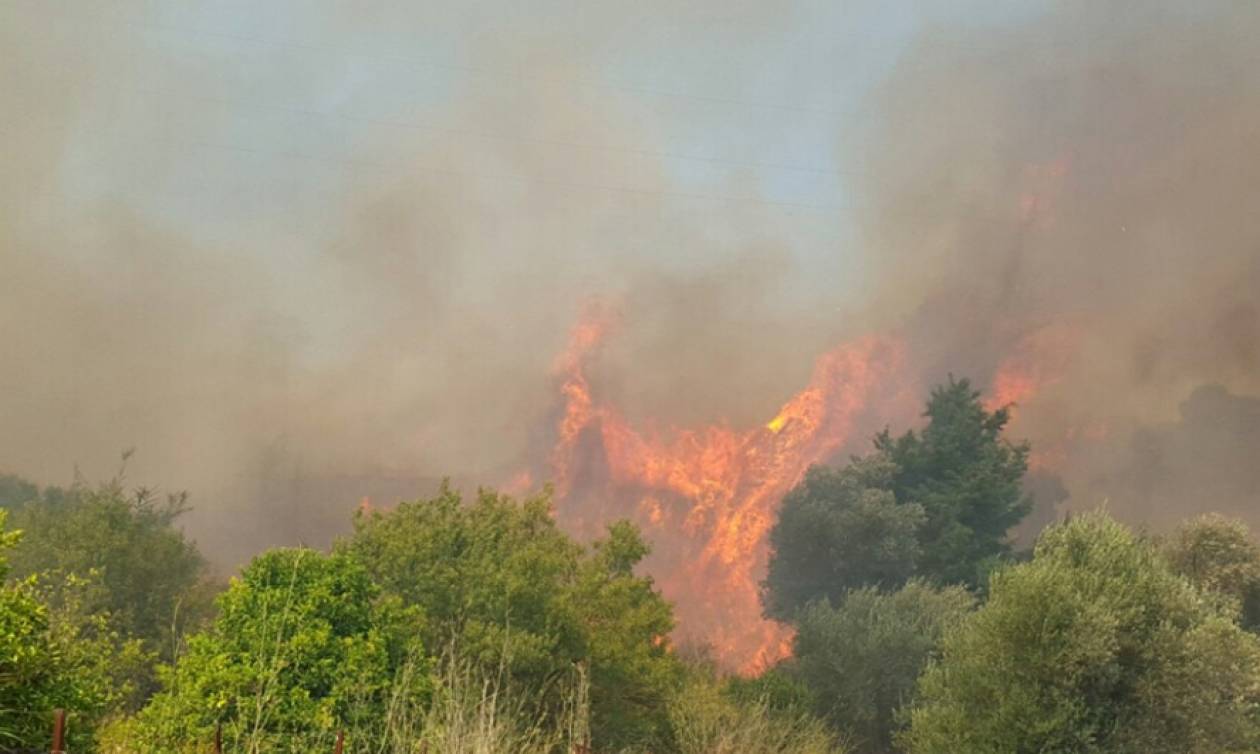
left=544, top=308, right=905, bottom=673
left=983, top=323, right=1092, bottom=474
left=984, top=323, right=1078, bottom=416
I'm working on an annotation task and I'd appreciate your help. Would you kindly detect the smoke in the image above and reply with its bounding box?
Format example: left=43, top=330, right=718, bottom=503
left=845, top=1, right=1260, bottom=528
left=3, top=0, right=1259, bottom=568
left=0, top=0, right=826, bottom=561
left=1081, top=385, right=1260, bottom=528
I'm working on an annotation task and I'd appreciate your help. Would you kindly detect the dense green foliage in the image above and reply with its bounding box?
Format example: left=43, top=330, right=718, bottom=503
left=0, top=510, right=145, bottom=750
left=1163, top=512, right=1260, bottom=631
left=875, top=377, right=1031, bottom=587
left=0, top=473, right=72, bottom=511
left=762, top=458, right=924, bottom=621
left=904, top=511, right=1260, bottom=754
left=760, top=377, right=1034, bottom=751
left=342, top=485, right=681, bottom=751
left=793, top=581, right=973, bottom=753
left=6, top=476, right=213, bottom=658
left=131, top=548, right=427, bottom=752
left=0, top=473, right=42, bottom=509
left=725, top=663, right=817, bottom=716
left=765, top=378, right=1031, bottom=628
left=10, top=378, right=1260, bottom=753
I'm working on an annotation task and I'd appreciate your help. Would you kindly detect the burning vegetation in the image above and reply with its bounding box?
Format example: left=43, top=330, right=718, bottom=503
left=541, top=304, right=905, bottom=671
left=4, top=0, right=1260, bottom=751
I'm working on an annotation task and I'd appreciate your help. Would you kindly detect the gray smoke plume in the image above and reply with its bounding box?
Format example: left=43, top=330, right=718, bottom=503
left=3, top=0, right=1259, bottom=566
left=846, top=1, right=1260, bottom=529
left=0, top=0, right=830, bottom=562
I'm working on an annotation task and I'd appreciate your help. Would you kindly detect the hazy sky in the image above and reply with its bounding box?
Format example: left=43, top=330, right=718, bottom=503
left=8, top=1, right=1259, bottom=560
left=14, top=1, right=1045, bottom=298
left=6, top=0, right=1050, bottom=487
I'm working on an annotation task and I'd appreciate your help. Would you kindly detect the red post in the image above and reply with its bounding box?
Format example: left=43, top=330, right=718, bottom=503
left=333, top=729, right=345, bottom=754
left=51, top=709, right=66, bottom=754
left=214, top=722, right=223, bottom=754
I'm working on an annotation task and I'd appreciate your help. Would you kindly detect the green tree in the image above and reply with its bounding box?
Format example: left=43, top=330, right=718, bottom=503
left=875, top=377, right=1031, bottom=586
left=344, top=485, right=583, bottom=680
left=342, top=485, right=681, bottom=751
left=0, top=473, right=40, bottom=510
left=0, top=510, right=139, bottom=750
left=132, top=548, right=427, bottom=752
left=1163, top=513, right=1260, bottom=631
left=762, top=457, right=924, bottom=621
left=791, top=581, right=973, bottom=754
left=903, top=511, right=1260, bottom=754
left=0, top=473, right=75, bottom=512
left=572, top=520, right=681, bottom=747
left=8, top=477, right=214, bottom=659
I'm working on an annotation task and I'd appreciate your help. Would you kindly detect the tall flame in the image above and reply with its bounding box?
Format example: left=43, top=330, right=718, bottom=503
left=544, top=305, right=905, bottom=672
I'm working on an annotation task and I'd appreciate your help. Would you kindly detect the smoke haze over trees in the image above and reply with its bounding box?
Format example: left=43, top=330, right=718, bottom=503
left=3, top=2, right=1260, bottom=566
left=5, top=3, right=1260, bottom=748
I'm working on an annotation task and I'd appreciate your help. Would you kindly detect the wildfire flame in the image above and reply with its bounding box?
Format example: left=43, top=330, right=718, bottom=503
left=492, top=157, right=1092, bottom=670
left=984, top=324, right=1078, bottom=415
left=982, top=323, right=1085, bottom=474
left=542, top=304, right=906, bottom=672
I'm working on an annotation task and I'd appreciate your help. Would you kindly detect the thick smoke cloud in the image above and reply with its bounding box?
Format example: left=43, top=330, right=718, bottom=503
left=3, top=0, right=1260, bottom=567
left=847, top=1, right=1260, bottom=527
left=0, top=1, right=827, bottom=562
left=1075, top=385, right=1260, bottom=528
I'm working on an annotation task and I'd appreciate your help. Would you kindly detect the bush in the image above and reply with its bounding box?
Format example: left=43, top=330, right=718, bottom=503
left=793, top=581, right=973, bottom=753
left=1163, top=512, right=1260, bottom=630
left=130, top=548, right=428, bottom=752
left=0, top=511, right=135, bottom=751
left=903, top=511, right=1260, bottom=754
left=763, top=458, right=923, bottom=622
left=667, top=666, right=847, bottom=754
left=343, top=485, right=681, bottom=750
left=7, top=475, right=214, bottom=662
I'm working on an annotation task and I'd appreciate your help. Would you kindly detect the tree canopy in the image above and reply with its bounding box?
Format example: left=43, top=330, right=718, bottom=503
left=341, top=484, right=681, bottom=751
left=11, top=377, right=1260, bottom=754
left=764, top=377, right=1032, bottom=625
left=903, top=511, right=1260, bottom=754
left=6, top=476, right=213, bottom=657
left=793, top=581, right=973, bottom=754
left=875, top=377, right=1031, bottom=587
left=0, top=509, right=142, bottom=750
left=1163, top=512, right=1260, bottom=631
left=762, top=457, right=924, bottom=621
left=131, top=548, right=426, bottom=752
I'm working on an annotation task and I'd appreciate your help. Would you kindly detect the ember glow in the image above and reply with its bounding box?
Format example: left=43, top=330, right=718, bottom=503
left=540, top=306, right=907, bottom=672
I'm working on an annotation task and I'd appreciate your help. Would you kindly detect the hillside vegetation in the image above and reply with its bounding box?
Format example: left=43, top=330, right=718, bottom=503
left=5, top=379, right=1260, bottom=752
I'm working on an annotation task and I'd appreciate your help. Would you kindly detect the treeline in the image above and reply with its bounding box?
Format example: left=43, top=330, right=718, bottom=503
left=758, top=380, right=1260, bottom=753
left=4, top=380, right=1260, bottom=752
